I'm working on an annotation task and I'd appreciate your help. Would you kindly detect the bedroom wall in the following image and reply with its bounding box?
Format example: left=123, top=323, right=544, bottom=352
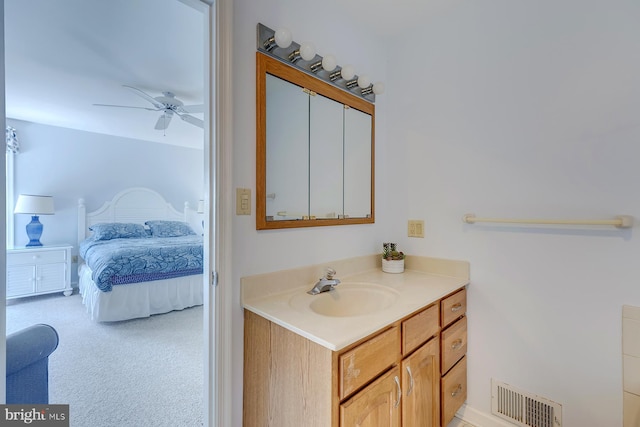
left=7, top=118, right=204, bottom=284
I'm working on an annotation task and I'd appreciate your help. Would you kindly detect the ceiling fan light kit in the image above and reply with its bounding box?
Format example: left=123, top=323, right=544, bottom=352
left=93, top=85, right=204, bottom=131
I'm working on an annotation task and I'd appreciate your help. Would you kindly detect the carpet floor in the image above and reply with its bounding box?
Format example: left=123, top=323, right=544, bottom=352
left=6, top=292, right=204, bottom=427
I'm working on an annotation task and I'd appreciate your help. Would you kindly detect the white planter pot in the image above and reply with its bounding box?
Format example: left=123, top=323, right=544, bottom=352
left=382, top=259, right=404, bottom=274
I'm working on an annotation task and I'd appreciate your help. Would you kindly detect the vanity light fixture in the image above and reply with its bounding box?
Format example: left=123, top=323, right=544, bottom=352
left=288, top=41, right=316, bottom=63
left=263, top=27, right=293, bottom=51
left=322, top=54, right=337, bottom=71
left=257, top=23, right=383, bottom=102
left=341, top=64, right=358, bottom=89
left=357, top=75, right=371, bottom=89
left=310, top=53, right=337, bottom=73
left=340, top=64, right=356, bottom=80
left=373, top=82, right=385, bottom=95
left=329, top=68, right=342, bottom=81
left=362, top=81, right=385, bottom=96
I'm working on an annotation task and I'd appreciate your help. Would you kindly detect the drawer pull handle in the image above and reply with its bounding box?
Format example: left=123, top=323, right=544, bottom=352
left=451, top=384, right=463, bottom=397
left=406, top=366, right=414, bottom=396
left=451, top=303, right=463, bottom=312
left=451, top=339, right=463, bottom=350
left=394, top=376, right=401, bottom=408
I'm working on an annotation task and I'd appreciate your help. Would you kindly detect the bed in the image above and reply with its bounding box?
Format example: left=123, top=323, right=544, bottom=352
left=77, top=187, right=204, bottom=322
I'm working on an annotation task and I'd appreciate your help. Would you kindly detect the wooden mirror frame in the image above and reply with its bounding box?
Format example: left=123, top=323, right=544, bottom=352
left=256, top=52, right=375, bottom=230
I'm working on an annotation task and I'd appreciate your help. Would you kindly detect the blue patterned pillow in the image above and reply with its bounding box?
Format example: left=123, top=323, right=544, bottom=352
left=89, top=222, right=148, bottom=241
left=145, top=220, right=196, bottom=237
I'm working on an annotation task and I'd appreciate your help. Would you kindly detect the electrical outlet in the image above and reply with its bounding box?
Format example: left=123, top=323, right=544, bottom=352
left=408, top=220, right=425, bottom=238
left=236, top=188, right=251, bottom=215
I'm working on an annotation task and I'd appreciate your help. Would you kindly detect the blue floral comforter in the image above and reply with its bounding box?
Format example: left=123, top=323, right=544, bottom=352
left=79, top=235, right=203, bottom=292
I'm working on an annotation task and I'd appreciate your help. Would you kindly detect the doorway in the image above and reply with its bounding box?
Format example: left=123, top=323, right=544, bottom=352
left=2, top=0, right=216, bottom=425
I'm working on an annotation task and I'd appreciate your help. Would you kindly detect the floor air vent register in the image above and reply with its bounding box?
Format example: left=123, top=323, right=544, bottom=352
left=491, top=379, right=562, bottom=427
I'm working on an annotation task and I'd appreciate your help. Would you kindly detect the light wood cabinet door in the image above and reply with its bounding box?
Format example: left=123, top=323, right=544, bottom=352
left=340, top=367, right=401, bottom=427
left=402, top=338, right=440, bottom=427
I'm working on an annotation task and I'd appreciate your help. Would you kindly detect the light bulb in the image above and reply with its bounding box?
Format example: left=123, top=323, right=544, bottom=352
left=274, top=28, right=292, bottom=49
left=341, top=64, right=355, bottom=80
left=299, top=42, right=316, bottom=61
left=321, top=54, right=337, bottom=72
left=357, top=75, right=371, bottom=89
left=372, top=82, right=385, bottom=95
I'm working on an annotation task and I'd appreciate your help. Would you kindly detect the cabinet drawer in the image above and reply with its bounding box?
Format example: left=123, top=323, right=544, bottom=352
left=441, top=316, right=467, bottom=374
left=8, top=249, right=67, bottom=265
left=339, top=326, right=400, bottom=400
left=441, top=288, right=466, bottom=328
left=441, top=356, right=467, bottom=427
left=402, top=303, right=439, bottom=355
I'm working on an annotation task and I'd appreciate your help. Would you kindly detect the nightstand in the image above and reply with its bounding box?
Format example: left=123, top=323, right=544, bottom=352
left=6, top=245, right=73, bottom=299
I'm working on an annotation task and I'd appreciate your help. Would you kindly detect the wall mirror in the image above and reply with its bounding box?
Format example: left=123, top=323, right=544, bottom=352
left=256, top=52, right=375, bottom=229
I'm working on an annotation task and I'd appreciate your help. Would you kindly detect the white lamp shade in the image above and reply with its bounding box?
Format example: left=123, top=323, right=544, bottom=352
left=14, top=194, right=55, bottom=215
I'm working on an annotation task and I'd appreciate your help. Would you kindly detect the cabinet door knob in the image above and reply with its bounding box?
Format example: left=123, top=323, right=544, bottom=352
left=393, top=376, right=402, bottom=408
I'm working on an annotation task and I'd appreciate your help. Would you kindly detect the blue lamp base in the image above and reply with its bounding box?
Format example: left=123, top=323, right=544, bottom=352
left=25, top=215, right=44, bottom=247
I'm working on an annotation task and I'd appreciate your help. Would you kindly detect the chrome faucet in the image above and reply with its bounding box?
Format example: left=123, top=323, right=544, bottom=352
left=307, top=268, right=341, bottom=295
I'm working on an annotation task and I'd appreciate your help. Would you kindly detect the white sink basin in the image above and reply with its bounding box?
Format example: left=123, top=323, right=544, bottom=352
left=289, top=282, right=399, bottom=317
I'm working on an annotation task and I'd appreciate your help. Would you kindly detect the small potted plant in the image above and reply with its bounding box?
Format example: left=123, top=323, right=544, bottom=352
left=382, top=243, right=405, bottom=273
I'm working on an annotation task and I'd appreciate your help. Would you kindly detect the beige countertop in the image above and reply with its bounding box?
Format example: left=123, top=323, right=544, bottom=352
left=241, top=255, right=469, bottom=351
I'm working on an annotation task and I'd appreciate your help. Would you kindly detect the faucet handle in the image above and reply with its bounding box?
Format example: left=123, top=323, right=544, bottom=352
left=324, top=267, right=336, bottom=280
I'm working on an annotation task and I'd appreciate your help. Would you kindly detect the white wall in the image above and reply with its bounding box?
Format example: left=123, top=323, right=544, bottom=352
left=231, top=1, right=390, bottom=425
left=8, top=119, right=204, bottom=283
left=385, top=1, right=640, bottom=426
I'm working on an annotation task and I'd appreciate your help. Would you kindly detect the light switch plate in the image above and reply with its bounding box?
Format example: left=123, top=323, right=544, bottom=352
left=236, top=188, right=251, bottom=215
left=408, top=219, right=424, bottom=238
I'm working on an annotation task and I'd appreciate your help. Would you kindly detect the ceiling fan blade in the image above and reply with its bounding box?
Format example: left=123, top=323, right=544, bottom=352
left=178, top=113, right=204, bottom=129
left=123, top=85, right=165, bottom=109
left=180, top=104, right=204, bottom=114
left=93, top=103, right=159, bottom=111
left=155, top=112, right=173, bottom=130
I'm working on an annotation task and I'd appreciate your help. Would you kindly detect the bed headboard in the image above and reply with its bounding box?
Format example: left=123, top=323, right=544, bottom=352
left=78, top=187, right=191, bottom=245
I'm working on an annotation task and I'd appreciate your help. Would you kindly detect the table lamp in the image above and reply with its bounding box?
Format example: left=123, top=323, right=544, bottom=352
left=14, top=194, right=55, bottom=247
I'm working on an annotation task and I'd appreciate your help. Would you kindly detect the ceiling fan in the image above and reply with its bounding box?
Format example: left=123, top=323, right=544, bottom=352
left=94, top=85, right=204, bottom=130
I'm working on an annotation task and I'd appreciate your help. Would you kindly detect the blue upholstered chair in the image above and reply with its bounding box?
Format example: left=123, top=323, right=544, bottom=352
left=6, top=323, right=59, bottom=404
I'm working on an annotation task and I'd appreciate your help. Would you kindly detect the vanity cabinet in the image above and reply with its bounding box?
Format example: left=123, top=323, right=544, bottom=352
left=243, top=288, right=467, bottom=427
